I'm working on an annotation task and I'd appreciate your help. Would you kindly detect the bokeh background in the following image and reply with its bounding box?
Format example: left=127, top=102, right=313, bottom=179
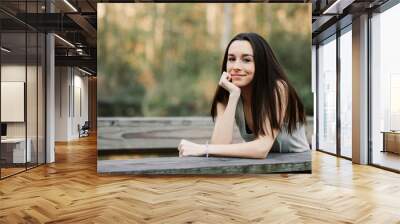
left=98, top=3, right=312, bottom=117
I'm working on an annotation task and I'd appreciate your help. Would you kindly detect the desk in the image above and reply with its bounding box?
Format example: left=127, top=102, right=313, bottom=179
left=1, top=138, right=31, bottom=163
left=382, top=131, right=400, bottom=154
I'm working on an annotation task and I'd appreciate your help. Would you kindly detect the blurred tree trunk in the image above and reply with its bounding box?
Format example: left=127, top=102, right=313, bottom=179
left=154, top=4, right=165, bottom=51
left=265, top=6, right=273, bottom=38
left=221, top=4, right=232, bottom=51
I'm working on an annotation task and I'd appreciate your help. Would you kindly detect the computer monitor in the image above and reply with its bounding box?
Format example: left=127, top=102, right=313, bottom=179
left=1, top=123, right=7, bottom=137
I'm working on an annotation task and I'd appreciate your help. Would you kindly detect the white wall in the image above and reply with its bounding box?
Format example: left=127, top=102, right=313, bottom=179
left=71, top=72, right=89, bottom=138
left=55, top=67, right=89, bottom=141
left=1, top=65, right=26, bottom=81
left=55, top=67, right=69, bottom=141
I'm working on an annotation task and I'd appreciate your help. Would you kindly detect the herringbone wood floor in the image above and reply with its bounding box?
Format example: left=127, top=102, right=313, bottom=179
left=1, top=135, right=400, bottom=224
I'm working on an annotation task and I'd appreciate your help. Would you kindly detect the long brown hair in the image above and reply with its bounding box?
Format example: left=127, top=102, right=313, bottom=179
left=210, top=33, right=305, bottom=137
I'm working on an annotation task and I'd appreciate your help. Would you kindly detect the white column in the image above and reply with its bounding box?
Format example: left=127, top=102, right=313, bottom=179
left=312, top=45, right=317, bottom=150
left=46, top=33, right=55, bottom=163
left=45, top=0, right=55, bottom=163
left=352, top=14, right=369, bottom=164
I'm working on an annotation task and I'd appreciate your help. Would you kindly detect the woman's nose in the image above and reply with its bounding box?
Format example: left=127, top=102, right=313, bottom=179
left=232, top=61, right=242, bottom=70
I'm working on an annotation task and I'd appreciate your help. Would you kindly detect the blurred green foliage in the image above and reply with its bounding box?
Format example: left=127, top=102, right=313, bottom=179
left=98, top=3, right=312, bottom=117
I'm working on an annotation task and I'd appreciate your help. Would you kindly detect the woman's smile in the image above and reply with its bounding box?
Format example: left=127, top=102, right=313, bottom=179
left=231, top=73, right=246, bottom=78
left=232, top=75, right=244, bottom=80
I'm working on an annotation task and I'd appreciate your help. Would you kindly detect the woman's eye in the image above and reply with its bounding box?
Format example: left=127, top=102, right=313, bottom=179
left=243, top=58, right=251, bottom=63
left=228, top=58, right=235, bottom=62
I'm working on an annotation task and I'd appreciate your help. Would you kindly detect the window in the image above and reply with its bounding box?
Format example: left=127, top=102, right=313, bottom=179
left=317, top=35, right=337, bottom=154
left=370, top=3, right=400, bottom=171
left=339, top=27, right=352, bottom=158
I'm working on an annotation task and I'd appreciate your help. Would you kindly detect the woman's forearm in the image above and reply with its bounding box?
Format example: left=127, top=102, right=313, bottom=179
left=210, top=94, right=240, bottom=144
left=207, top=138, right=273, bottom=159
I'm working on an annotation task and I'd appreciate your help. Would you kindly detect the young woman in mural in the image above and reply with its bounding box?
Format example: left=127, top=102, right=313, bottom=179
left=178, top=32, right=310, bottom=159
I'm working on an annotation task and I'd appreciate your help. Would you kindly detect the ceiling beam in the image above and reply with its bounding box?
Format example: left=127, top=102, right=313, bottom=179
left=67, top=13, right=97, bottom=39
left=322, top=0, right=356, bottom=14
left=55, top=55, right=96, bottom=71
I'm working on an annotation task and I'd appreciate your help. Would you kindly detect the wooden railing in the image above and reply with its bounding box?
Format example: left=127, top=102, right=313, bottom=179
left=98, top=117, right=243, bottom=151
left=98, top=116, right=313, bottom=151
left=97, top=117, right=312, bottom=174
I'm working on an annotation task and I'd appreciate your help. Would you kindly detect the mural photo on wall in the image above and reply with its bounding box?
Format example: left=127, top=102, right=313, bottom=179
left=97, top=3, right=313, bottom=175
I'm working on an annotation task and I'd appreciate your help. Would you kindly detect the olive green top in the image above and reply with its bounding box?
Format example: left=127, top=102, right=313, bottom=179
left=234, top=97, right=310, bottom=153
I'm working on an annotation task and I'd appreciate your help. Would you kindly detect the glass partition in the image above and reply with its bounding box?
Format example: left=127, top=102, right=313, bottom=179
left=0, top=1, right=46, bottom=179
left=27, top=30, right=38, bottom=169
left=1, top=30, right=28, bottom=177
left=27, top=0, right=38, bottom=168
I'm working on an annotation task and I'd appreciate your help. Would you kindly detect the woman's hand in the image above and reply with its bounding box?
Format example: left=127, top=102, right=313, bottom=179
left=178, top=139, right=206, bottom=157
left=219, top=72, right=241, bottom=97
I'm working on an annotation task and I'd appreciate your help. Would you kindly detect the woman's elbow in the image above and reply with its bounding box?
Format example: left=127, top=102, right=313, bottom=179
left=254, top=141, right=272, bottom=159
left=258, top=152, right=268, bottom=159
left=254, top=148, right=269, bottom=159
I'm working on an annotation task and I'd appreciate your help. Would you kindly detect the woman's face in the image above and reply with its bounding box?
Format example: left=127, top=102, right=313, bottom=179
left=226, top=40, right=255, bottom=88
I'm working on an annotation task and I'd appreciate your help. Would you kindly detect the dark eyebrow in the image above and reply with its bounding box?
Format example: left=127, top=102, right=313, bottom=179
left=228, top=54, right=254, bottom=57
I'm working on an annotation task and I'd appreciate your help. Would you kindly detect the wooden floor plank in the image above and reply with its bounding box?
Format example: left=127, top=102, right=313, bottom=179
left=0, top=134, right=399, bottom=223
